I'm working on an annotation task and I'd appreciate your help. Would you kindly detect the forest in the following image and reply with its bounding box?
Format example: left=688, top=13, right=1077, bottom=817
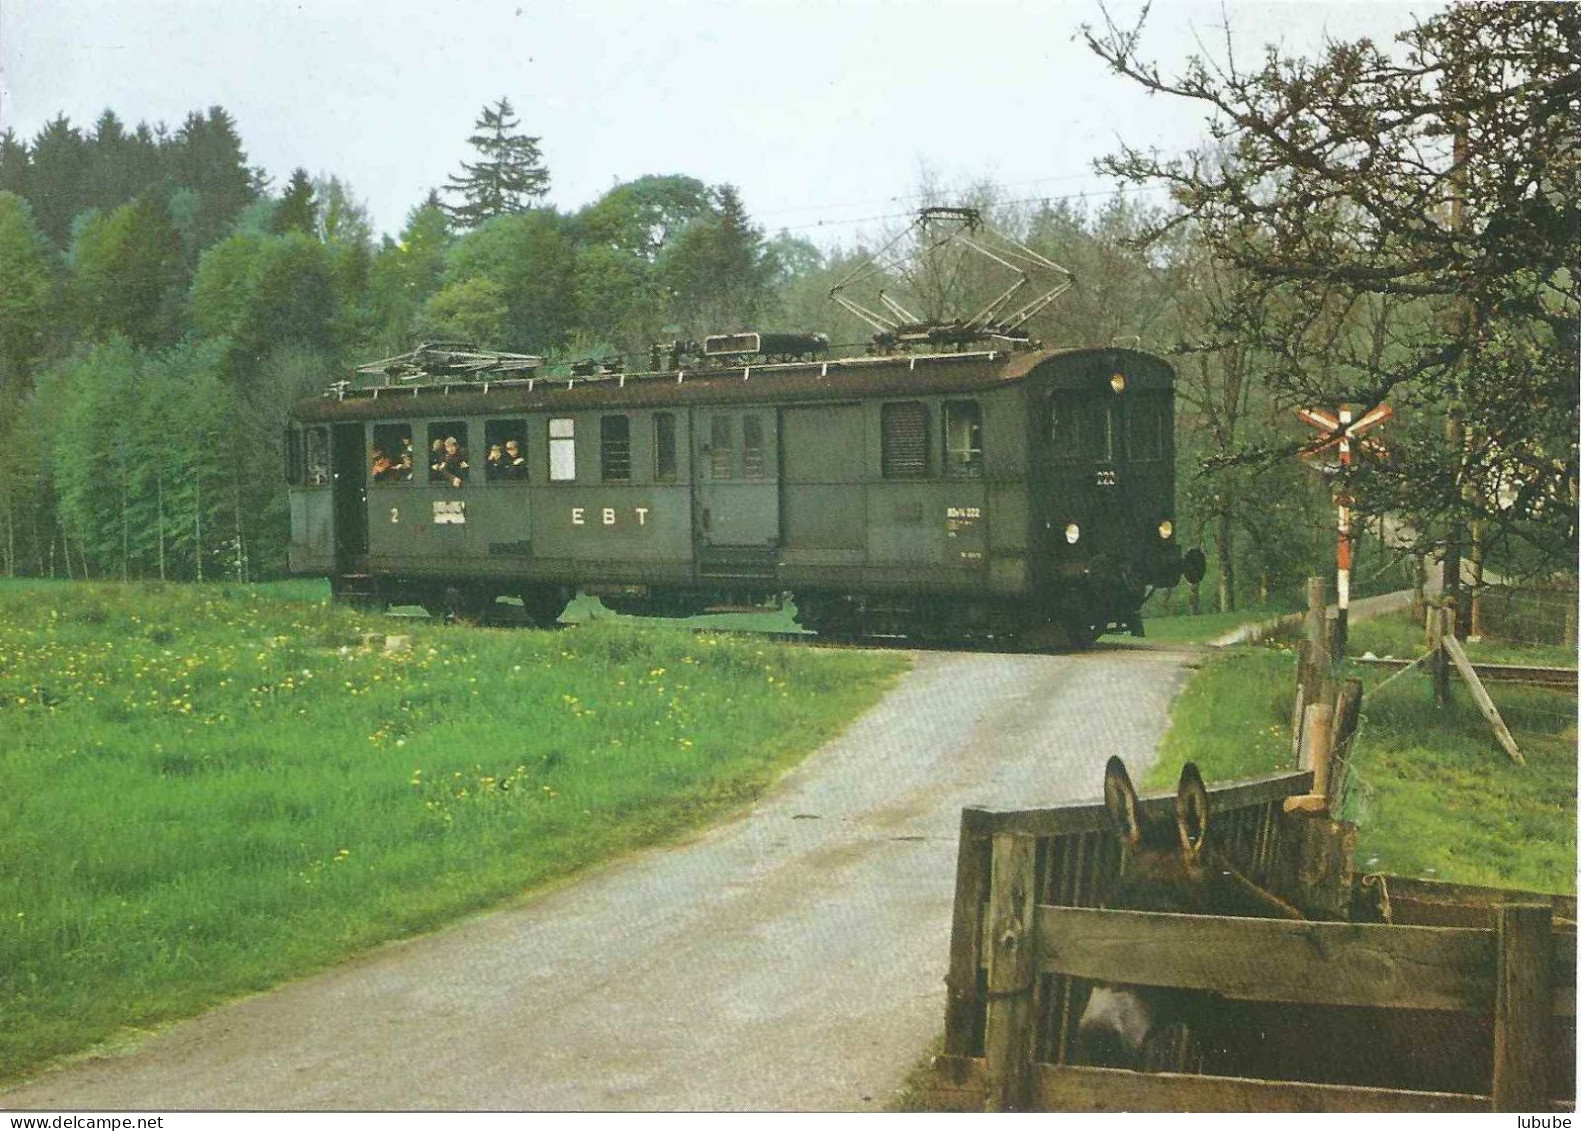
left=0, top=2, right=1573, bottom=607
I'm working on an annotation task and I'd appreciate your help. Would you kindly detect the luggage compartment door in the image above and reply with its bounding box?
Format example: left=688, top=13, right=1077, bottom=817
left=692, top=408, right=779, bottom=579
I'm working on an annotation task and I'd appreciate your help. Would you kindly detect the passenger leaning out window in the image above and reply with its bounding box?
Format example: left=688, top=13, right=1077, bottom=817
left=434, top=436, right=469, bottom=487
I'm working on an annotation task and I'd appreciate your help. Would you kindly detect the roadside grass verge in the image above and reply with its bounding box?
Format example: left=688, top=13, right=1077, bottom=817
left=0, top=581, right=905, bottom=1084
left=1148, top=641, right=1575, bottom=895
left=1347, top=610, right=1578, bottom=669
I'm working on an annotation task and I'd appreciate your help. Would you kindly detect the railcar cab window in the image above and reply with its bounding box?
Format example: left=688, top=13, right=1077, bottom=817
left=371, top=423, right=414, bottom=483
left=1050, top=393, right=1083, bottom=463
left=943, top=401, right=983, bottom=478
left=549, top=418, right=576, bottom=481
left=881, top=401, right=930, bottom=478
left=741, top=414, right=766, bottom=478
left=600, top=415, right=632, bottom=481
left=427, top=422, right=470, bottom=487
left=304, top=427, right=330, bottom=486
left=654, top=413, right=678, bottom=482
left=709, top=415, right=733, bottom=479
left=1130, top=395, right=1167, bottom=462
left=485, top=419, right=527, bottom=481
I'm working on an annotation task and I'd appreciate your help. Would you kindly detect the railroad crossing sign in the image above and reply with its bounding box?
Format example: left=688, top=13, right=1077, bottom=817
left=1296, top=402, right=1392, bottom=660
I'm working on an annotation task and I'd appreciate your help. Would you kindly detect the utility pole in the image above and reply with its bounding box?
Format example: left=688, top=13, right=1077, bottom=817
left=1444, top=118, right=1470, bottom=638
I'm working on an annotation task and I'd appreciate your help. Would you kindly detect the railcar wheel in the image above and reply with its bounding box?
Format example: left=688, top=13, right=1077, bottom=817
left=520, top=586, right=570, bottom=629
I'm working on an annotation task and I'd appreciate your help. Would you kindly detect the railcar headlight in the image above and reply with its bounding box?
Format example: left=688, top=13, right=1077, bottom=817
left=1064, top=523, right=1081, bottom=544
left=1158, top=520, right=1174, bottom=540
left=1109, top=372, right=1126, bottom=393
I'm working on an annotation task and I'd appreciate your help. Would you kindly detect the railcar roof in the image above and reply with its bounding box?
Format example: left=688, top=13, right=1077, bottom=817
left=290, top=345, right=1171, bottom=423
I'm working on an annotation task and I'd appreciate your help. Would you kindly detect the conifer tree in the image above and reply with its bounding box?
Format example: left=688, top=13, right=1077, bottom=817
left=271, top=168, right=317, bottom=235
left=441, top=98, right=549, bottom=229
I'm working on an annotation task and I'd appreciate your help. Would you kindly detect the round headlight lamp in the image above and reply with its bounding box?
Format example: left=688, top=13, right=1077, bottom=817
left=1109, top=372, right=1127, bottom=394
left=1064, top=523, right=1081, bottom=544
left=1158, top=520, right=1174, bottom=540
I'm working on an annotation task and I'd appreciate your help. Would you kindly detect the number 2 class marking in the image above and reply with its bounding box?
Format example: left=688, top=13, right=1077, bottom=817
left=390, top=507, right=400, bottom=524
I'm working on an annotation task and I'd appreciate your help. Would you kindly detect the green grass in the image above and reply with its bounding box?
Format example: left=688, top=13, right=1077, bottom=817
left=1347, top=610, right=1578, bottom=669
left=0, top=581, right=906, bottom=1083
left=1148, top=639, right=1576, bottom=895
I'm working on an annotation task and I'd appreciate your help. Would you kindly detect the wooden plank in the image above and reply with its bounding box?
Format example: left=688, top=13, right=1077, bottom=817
left=1036, top=905, right=1496, bottom=1012
left=977, top=771, right=1312, bottom=837
left=1035, top=1063, right=1490, bottom=1113
left=1443, top=632, right=1525, bottom=764
left=943, top=809, right=992, bottom=1056
left=1375, top=875, right=1577, bottom=923
left=983, top=832, right=1038, bottom=1111
left=1493, top=904, right=1553, bottom=1111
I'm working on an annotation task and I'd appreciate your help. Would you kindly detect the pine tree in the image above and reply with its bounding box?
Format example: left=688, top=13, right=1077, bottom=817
left=270, top=167, right=317, bottom=235
left=441, top=98, right=549, bottom=229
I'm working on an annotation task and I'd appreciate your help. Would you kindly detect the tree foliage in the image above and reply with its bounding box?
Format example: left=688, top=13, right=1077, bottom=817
left=441, top=98, right=550, bottom=229
left=1086, top=1, right=1580, bottom=572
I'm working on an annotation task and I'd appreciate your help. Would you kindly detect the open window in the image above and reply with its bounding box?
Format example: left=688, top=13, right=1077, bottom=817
left=427, top=421, right=470, bottom=487
left=943, top=401, right=983, bottom=478
left=485, top=419, right=528, bottom=481
left=371, top=423, right=414, bottom=483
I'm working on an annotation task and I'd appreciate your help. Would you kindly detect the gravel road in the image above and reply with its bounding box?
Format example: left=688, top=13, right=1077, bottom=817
left=3, top=645, right=1191, bottom=1112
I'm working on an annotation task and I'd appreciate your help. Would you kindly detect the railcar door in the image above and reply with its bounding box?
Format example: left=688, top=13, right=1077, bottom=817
left=691, top=408, right=780, bottom=581
left=331, top=422, right=369, bottom=571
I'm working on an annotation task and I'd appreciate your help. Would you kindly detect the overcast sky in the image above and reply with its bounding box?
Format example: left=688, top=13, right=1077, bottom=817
left=2, top=0, right=1435, bottom=246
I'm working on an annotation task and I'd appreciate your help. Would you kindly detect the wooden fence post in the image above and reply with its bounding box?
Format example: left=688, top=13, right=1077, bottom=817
left=944, top=809, right=992, bottom=1057
left=1327, top=678, right=1364, bottom=812
left=1429, top=605, right=1451, bottom=709
left=983, top=832, right=1038, bottom=1111
left=1492, top=904, right=1552, bottom=1111
left=1304, top=576, right=1328, bottom=662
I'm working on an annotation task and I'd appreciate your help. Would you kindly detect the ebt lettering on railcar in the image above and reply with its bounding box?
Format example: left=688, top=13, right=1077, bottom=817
left=283, top=208, right=1205, bottom=643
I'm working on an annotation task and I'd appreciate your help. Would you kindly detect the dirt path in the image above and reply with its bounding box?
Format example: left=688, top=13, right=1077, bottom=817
left=3, top=647, right=1191, bottom=1112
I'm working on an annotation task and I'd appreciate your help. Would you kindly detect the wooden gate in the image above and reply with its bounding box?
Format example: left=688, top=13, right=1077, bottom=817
left=930, top=769, right=1577, bottom=1112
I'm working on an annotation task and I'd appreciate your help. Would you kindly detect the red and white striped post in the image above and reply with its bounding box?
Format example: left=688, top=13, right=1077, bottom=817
left=1335, top=405, right=1353, bottom=661
left=1297, top=403, right=1392, bottom=664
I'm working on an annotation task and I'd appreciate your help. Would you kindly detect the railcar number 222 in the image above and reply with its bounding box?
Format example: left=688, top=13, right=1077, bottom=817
left=286, top=337, right=1205, bottom=646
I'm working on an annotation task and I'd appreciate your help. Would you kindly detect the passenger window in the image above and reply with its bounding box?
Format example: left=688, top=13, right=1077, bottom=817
left=1130, top=396, right=1166, bottom=462
left=427, top=422, right=470, bottom=487
left=1050, top=393, right=1083, bottom=462
left=881, top=402, right=929, bottom=479
left=483, top=419, right=528, bottom=481
left=371, top=423, right=414, bottom=483
left=601, top=415, right=632, bottom=481
left=709, top=415, right=733, bottom=479
left=741, top=415, right=766, bottom=478
left=943, top=401, right=983, bottom=478
left=549, top=418, right=576, bottom=481
left=305, top=427, right=330, bottom=486
left=654, top=413, right=678, bottom=482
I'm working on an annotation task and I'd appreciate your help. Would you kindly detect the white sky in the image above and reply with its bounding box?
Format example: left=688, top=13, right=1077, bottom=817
left=2, top=0, right=1435, bottom=246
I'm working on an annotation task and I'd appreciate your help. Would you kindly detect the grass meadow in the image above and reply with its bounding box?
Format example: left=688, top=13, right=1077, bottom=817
left=0, top=581, right=905, bottom=1083
left=1149, top=618, right=1576, bottom=896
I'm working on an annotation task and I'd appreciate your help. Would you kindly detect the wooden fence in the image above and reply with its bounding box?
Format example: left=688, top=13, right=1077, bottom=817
left=931, top=770, right=1577, bottom=1112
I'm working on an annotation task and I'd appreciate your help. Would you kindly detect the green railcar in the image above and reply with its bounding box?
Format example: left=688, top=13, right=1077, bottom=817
left=285, top=343, right=1201, bottom=642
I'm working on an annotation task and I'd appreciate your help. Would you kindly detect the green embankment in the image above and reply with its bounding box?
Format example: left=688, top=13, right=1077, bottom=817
left=0, top=581, right=905, bottom=1083
left=1149, top=612, right=1576, bottom=896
